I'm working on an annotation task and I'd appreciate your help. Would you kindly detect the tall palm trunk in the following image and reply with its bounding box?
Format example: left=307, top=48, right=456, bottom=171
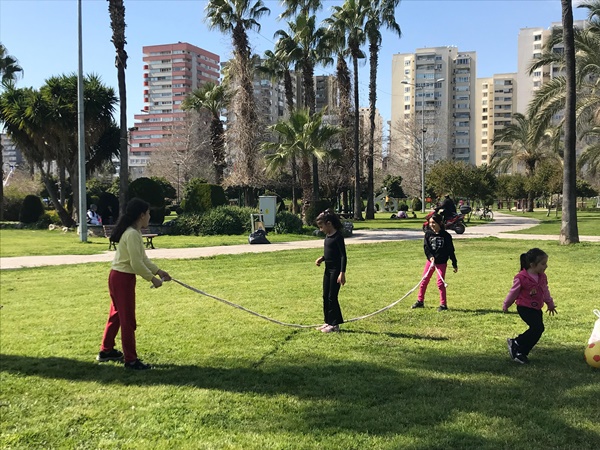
left=302, top=59, right=319, bottom=206
left=560, top=0, right=579, bottom=244
left=108, top=0, right=128, bottom=215
left=210, top=118, right=226, bottom=184
left=337, top=55, right=353, bottom=212
left=352, top=54, right=363, bottom=220
left=365, top=40, right=378, bottom=219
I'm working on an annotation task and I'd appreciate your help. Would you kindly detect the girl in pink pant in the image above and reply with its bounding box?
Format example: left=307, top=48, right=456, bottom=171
left=412, top=213, right=458, bottom=312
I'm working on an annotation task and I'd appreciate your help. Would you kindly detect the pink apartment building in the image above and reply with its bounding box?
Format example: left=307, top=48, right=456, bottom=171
left=129, top=42, right=220, bottom=178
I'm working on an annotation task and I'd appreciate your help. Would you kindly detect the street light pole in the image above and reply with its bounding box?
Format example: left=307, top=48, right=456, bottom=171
left=402, top=78, right=445, bottom=214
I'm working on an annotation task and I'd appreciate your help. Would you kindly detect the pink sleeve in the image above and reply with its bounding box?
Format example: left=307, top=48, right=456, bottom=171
left=503, top=277, right=521, bottom=310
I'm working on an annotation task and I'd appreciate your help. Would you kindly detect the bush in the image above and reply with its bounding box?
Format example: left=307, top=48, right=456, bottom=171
left=128, top=177, right=165, bottom=224
left=411, top=197, right=422, bottom=212
left=2, top=192, right=26, bottom=221
left=97, top=192, right=119, bottom=226
left=182, top=179, right=227, bottom=214
left=199, top=206, right=246, bottom=236
left=170, top=213, right=203, bottom=236
left=305, top=200, right=331, bottom=226
left=19, top=195, right=45, bottom=224
left=274, top=211, right=303, bottom=234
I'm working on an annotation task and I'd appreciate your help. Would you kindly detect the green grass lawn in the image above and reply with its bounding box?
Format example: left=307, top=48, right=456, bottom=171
left=1, top=239, right=599, bottom=449
left=0, top=229, right=318, bottom=258
left=500, top=210, right=600, bottom=236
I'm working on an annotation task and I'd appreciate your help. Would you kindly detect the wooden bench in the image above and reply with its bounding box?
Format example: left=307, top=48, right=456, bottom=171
left=103, top=225, right=159, bottom=250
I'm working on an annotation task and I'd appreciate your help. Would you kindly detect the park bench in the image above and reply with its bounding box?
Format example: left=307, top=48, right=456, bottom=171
left=103, top=225, right=159, bottom=250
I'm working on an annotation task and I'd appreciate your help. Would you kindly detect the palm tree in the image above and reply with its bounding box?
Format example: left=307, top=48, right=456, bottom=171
left=578, top=126, right=600, bottom=176
left=262, top=108, right=340, bottom=224
left=491, top=112, right=559, bottom=211
left=274, top=11, right=332, bottom=212
left=205, top=0, right=270, bottom=206
left=182, top=82, right=230, bottom=184
left=560, top=0, right=580, bottom=244
left=0, top=43, right=24, bottom=221
left=107, top=0, right=129, bottom=215
left=328, top=0, right=367, bottom=220
left=324, top=16, right=354, bottom=213
left=363, top=0, right=401, bottom=219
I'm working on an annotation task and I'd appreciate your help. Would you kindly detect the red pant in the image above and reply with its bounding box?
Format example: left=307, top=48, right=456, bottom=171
left=417, top=261, right=448, bottom=306
left=100, top=270, right=137, bottom=363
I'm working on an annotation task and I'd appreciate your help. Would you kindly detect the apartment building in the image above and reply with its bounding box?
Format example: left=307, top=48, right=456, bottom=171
left=129, top=42, right=220, bottom=178
left=1, top=133, right=23, bottom=169
left=391, top=47, right=477, bottom=168
left=516, top=20, right=586, bottom=114
left=475, top=73, right=518, bottom=166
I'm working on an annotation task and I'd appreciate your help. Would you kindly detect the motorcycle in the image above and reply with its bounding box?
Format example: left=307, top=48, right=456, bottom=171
left=422, top=209, right=466, bottom=235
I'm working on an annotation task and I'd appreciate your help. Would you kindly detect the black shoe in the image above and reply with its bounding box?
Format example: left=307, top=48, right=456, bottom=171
left=437, top=305, right=448, bottom=312
left=96, top=349, right=124, bottom=362
left=506, top=338, right=516, bottom=360
left=411, top=301, right=424, bottom=309
left=125, top=359, right=152, bottom=370
left=514, top=353, right=529, bottom=364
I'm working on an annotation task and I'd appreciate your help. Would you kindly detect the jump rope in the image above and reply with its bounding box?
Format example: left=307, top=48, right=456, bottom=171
left=159, top=262, right=448, bottom=329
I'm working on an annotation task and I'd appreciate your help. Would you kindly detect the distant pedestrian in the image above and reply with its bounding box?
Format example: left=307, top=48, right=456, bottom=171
left=503, top=248, right=556, bottom=364
left=412, top=213, right=458, bottom=312
left=314, top=209, right=346, bottom=333
left=97, top=198, right=171, bottom=370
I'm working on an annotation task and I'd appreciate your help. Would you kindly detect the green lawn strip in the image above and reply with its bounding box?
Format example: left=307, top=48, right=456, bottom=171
left=0, top=229, right=318, bottom=258
left=1, top=239, right=599, bottom=448
left=499, top=210, right=600, bottom=236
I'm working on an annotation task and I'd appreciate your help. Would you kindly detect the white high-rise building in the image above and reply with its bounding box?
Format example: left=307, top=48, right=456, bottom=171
left=391, top=46, right=477, bottom=167
left=516, top=21, right=586, bottom=114
left=475, top=73, right=518, bottom=167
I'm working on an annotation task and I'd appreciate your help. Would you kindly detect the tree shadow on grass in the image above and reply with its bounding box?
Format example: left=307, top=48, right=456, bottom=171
left=0, top=347, right=600, bottom=449
left=1, top=345, right=599, bottom=448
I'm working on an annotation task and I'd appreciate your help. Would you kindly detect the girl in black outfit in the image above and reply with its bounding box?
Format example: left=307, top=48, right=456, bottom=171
left=315, top=210, right=347, bottom=333
left=412, top=213, right=458, bottom=311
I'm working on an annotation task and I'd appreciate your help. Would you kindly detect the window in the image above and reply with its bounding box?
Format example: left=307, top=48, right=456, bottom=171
left=404, top=60, right=411, bottom=66
left=404, top=95, right=410, bottom=102
left=534, top=34, right=542, bottom=41
left=533, top=71, right=542, bottom=77
left=404, top=105, right=411, bottom=110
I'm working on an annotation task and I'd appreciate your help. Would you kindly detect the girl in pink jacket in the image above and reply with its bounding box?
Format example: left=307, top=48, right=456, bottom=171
left=503, top=248, right=557, bottom=364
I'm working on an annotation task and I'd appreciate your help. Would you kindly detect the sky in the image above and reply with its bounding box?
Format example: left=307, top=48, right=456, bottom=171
left=0, top=0, right=589, bottom=132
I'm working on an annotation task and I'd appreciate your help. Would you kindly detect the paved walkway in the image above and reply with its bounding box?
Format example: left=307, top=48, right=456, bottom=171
left=1, top=212, right=598, bottom=270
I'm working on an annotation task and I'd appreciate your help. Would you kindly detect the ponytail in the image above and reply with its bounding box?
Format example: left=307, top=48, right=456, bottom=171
left=110, top=198, right=150, bottom=243
left=520, top=248, right=548, bottom=271
left=316, top=209, right=343, bottom=231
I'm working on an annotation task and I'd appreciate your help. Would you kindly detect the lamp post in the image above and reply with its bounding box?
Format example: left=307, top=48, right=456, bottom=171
left=175, top=162, right=181, bottom=203
left=401, top=78, right=444, bottom=213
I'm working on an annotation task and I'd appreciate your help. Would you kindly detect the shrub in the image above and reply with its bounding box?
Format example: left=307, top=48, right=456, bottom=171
left=97, top=192, right=119, bottom=226
left=128, top=177, right=165, bottom=224
left=182, top=179, right=227, bottom=214
left=170, top=213, right=203, bottom=236
left=274, top=211, right=303, bottom=234
left=19, top=195, right=45, bottom=224
left=2, top=192, right=26, bottom=221
left=411, top=197, right=422, bottom=212
left=199, top=206, right=245, bottom=235
left=222, top=206, right=257, bottom=233
left=305, top=200, right=331, bottom=226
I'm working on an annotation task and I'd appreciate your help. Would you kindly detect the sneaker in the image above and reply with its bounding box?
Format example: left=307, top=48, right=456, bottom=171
left=315, top=324, right=328, bottom=331
left=506, top=338, right=516, bottom=360
left=514, top=353, right=529, bottom=364
left=125, top=359, right=152, bottom=370
left=321, top=324, right=340, bottom=333
left=437, top=305, right=448, bottom=312
left=411, top=301, right=424, bottom=309
left=96, top=349, right=124, bottom=362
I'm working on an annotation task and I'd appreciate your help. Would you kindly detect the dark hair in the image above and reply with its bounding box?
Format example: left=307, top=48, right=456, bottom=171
left=316, top=209, right=343, bottom=231
left=110, top=198, right=150, bottom=243
left=519, top=248, right=548, bottom=271
left=428, top=213, right=445, bottom=231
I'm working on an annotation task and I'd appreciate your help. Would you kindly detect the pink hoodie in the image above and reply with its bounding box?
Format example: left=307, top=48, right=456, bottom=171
left=503, top=269, right=555, bottom=311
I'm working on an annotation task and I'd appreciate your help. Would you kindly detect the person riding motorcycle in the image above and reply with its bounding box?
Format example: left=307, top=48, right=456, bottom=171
left=435, top=194, right=457, bottom=222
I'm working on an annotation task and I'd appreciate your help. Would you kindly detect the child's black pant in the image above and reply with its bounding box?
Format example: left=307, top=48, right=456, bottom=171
left=516, top=306, right=545, bottom=355
left=323, top=266, right=344, bottom=326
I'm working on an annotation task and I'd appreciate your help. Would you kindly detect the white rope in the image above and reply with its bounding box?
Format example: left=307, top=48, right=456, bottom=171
left=170, top=262, right=444, bottom=328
